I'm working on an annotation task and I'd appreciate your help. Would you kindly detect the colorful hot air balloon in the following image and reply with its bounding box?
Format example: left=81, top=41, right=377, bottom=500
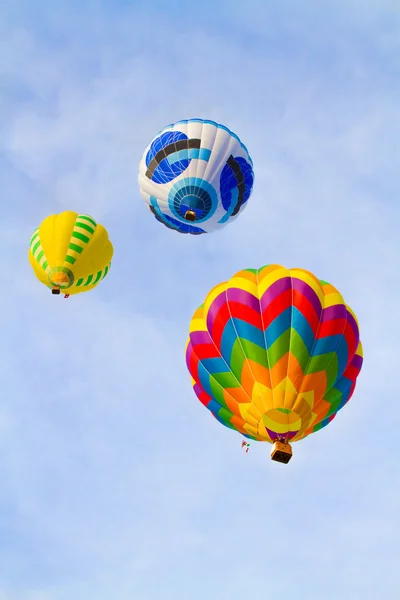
left=186, top=264, right=363, bottom=464
left=29, top=211, right=113, bottom=297
left=138, top=118, right=254, bottom=235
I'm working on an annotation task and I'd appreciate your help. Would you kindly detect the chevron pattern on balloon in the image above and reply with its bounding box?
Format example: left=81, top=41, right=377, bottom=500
left=186, top=264, right=363, bottom=444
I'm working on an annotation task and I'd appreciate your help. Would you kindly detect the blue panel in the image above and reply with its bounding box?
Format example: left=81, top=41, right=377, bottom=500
left=220, top=156, right=254, bottom=217
left=333, top=374, right=352, bottom=395
left=291, top=306, right=316, bottom=354
left=197, top=361, right=214, bottom=397
left=232, top=318, right=265, bottom=349
left=218, top=188, right=239, bottom=223
left=265, top=307, right=292, bottom=347
left=313, top=334, right=348, bottom=376
left=207, top=398, right=223, bottom=416
left=201, top=356, right=228, bottom=375
left=198, top=148, right=212, bottom=161
left=219, top=319, right=239, bottom=365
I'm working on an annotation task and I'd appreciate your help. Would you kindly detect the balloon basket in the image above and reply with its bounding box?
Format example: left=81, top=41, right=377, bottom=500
left=184, top=210, right=196, bottom=222
left=271, top=441, right=292, bottom=464
left=51, top=288, right=61, bottom=295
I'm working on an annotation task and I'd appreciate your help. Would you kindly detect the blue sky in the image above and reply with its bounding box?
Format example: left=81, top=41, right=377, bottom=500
left=1, top=1, right=400, bottom=598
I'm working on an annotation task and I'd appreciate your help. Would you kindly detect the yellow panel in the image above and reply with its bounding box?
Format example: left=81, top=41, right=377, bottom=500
left=70, top=223, right=113, bottom=281
left=39, top=212, right=78, bottom=266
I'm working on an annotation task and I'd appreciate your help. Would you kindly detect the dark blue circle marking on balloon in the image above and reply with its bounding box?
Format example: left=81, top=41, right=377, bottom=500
left=145, top=131, right=202, bottom=184
left=220, top=156, right=254, bottom=215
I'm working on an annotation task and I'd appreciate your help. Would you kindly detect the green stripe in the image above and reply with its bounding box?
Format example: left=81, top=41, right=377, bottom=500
left=312, top=421, right=325, bottom=433
left=268, top=329, right=291, bottom=367
left=65, top=255, right=76, bottom=264
left=78, top=215, right=97, bottom=227
left=37, top=250, right=44, bottom=262
left=68, top=242, right=83, bottom=254
left=306, top=353, right=338, bottom=388
left=240, top=339, right=269, bottom=368
left=69, top=264, right=110, bottom=290
left=32, top=240, right=40, bottom=254
left=42, top=260, right=48, bottom=270
left=75, top=222, right=95, bottom=234
left=72, top=231, right=90, bottom=244
left=324, top=387, right=341, bottom=404
left=212, top=371, right=240, bottom=388
left=288, top=331, right=310, bottom=372
left=217, top=407, right=235, bottom=426
left=93, top=270, right=102, bottom=284
left=210, top=378, right=229, bottom=410
left=30, top=232, right=39, bottom=245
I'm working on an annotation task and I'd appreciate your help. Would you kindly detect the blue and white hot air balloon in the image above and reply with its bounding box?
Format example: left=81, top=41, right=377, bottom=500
left=138, top=119, right=254, bottom=235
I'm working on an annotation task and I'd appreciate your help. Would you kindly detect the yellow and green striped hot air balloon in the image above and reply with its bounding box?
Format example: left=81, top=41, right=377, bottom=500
left=29, top=211, right=113, bottom=297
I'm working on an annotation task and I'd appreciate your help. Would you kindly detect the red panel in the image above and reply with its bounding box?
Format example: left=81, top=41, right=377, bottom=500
left=262, top=288, right=292, bottom=329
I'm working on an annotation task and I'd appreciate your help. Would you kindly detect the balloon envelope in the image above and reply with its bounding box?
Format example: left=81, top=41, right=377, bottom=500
left=29, top=211, right=113, bottom=296
left=186, top=264, right=363, bottom=446
left=138, top=119, right=254, bottom=234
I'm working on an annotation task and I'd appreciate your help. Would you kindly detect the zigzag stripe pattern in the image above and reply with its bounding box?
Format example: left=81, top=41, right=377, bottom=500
left=186, top=265, right=363, bottom=444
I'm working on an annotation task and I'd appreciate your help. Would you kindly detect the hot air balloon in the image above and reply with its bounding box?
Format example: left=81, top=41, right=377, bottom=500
left=138, top=118, right=254, bottom=235
left=186, top=264, right=363, bottom=464
left=29, top=211, right=113, bottom=297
